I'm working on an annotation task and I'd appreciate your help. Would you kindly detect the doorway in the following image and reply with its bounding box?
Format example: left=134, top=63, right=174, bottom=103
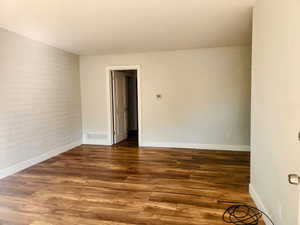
left=106, top=66, right=141, bottom=147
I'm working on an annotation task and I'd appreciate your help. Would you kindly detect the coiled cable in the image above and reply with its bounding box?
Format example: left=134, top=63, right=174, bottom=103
left=218, top=200, right=275, bottom=225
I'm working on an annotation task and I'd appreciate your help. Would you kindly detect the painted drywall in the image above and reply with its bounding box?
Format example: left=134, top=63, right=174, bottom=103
left=80, top=46, right=251, bottom=150
left=0, top=0, right=255, bottom=54
left=251, top=0, right=300, bottom=225
left=0, top=28, right=82, bottom=174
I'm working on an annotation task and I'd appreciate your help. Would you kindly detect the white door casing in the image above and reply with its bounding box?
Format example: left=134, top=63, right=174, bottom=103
left=106, top=65, right=142, bottom=146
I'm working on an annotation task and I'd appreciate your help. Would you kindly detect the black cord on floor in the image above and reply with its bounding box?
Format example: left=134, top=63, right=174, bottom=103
left=218, top=200, right=275, bottom=225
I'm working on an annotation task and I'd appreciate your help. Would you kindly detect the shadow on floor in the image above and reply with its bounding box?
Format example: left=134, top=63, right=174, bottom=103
left=113, top=130, right=138, bottom=148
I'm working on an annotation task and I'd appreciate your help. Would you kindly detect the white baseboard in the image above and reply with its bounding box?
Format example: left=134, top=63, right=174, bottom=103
left=82, top=138, right=110, bottom=146
left=141, top=141, right=250, bottom=152
left=82, top=133, right=111, bottom=146
left=249, top=184, right=273, bottom=225
left=0, top=140, right=82, bottom=179
left=83, top=140, right=110, bottom=145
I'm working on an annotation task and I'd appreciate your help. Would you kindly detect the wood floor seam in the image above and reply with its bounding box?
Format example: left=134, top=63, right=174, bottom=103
left=0, top=137, right=263, bottom=225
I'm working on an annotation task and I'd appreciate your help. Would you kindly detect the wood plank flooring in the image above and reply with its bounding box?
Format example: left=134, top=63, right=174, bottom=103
left=0, top=140, right=263, bottom=225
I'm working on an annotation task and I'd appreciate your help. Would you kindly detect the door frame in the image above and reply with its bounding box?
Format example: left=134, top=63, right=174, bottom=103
left=106, top=65, right=142, bottom=146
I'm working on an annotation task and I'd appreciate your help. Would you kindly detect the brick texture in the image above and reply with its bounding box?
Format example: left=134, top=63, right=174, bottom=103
left=0, top=28, right=82, bottom=170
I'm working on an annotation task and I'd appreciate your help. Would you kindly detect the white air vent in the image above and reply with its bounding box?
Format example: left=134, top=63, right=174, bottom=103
left=86, top=132, right=107, bottom=140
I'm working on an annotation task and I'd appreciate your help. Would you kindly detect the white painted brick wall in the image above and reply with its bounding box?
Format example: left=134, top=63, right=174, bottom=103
left=0, top=28, right=82, bottom=170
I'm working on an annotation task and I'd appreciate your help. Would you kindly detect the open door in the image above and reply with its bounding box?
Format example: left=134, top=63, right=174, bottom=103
left=111, top=71, right=128, bottom=144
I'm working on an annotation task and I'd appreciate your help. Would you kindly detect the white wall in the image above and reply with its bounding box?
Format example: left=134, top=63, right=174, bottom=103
left=251, top=0, right=300, bottom=225
left=0, top=28, right=82, bottom=176
left=80, top=46, right=251, bottom=150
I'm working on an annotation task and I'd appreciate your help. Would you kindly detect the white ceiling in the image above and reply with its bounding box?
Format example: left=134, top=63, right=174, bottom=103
left=0, top=0, right=255, bottom=55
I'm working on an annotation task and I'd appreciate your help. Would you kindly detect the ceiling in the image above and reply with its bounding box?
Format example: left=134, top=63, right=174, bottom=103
left=0, top=0, right=255, bottom=55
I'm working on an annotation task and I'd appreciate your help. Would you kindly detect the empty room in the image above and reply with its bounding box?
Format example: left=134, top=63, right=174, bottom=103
left=0, top=0, right=299, bottom=225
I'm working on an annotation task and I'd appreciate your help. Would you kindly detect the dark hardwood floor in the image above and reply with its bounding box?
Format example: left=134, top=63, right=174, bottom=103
left=113, top=130, right=139, bottom=148
left=0, top=138, right=262, bottom=225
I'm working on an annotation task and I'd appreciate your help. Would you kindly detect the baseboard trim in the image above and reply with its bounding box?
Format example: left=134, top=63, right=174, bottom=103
left=249, top=184, right=273, bottom=225
left=82, top=133, right=111, bottom=145
left=0, top=140, right=82, bottom=179
left=141, top=142, right=250, bottom=152
left=82, top=138, right=110, bottom=146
